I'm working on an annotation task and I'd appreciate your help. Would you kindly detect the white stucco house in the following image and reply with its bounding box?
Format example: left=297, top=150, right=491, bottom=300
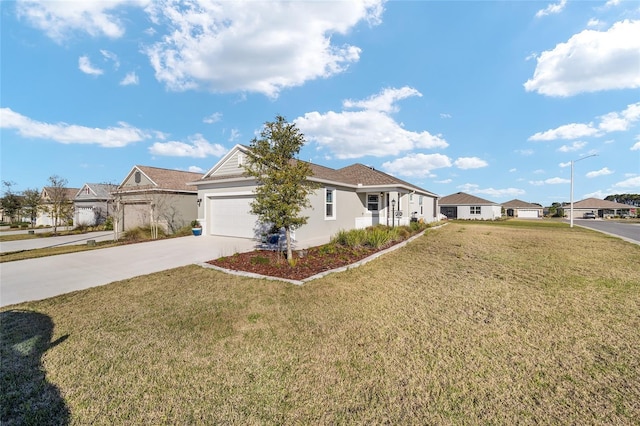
left=73, top=183, right=118, bottom=226
left=439, top=192, right=502, bottom=220
left=189, top=145, right=440, bottom=242
left=567, top=198, right=634, bottom=219
left=502, top=199, right=543, bottom=219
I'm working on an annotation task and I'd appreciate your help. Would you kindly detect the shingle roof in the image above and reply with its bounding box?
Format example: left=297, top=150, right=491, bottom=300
left=573, top=198, right=633, bottom=209
left=502, top=199, right=542, bottom=209
left=75, top=183, right=118, bottom=200
left=120, top=166, right=204, bottom=192
left=42, top=187, right=80, bottom=201
left=439, top=192, right=498, bottom=206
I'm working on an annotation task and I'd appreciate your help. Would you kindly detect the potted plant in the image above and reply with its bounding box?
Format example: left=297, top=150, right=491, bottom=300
left=191, top=220, right=202, bottom=236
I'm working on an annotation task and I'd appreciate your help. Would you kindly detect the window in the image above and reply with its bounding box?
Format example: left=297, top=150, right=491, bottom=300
left=419, top=196, right=423, bottom=205
left=325, top=188, right=335, bottom=219
left=237, top=153, right=244, bottom=166
left=367, top=194, right=379, bottom=211
left=471, top=206, right=481, bottom=215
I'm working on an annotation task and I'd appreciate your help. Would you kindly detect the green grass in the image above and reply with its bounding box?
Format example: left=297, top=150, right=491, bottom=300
left=1, top=222, right=639, bottom=424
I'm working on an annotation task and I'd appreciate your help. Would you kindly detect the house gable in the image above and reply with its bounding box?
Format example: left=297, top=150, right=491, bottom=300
left=439, top=192, right=498, bottom=206
left=118, top=166, right=203, bottom=193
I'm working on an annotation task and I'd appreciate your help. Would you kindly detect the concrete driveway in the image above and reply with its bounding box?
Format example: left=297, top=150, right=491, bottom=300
left=0, top=231, right=114, bottom=253
left=0, top=235, right=257, bottom=307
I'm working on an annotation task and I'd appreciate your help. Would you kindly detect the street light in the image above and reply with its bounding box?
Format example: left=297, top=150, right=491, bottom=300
left=570, top=154, right=597, bottom=228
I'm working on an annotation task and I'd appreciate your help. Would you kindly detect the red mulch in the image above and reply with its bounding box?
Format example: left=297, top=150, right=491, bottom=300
left=207, top=243, right=393, bottom=281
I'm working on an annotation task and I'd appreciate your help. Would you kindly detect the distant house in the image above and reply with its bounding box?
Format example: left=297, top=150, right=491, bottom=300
left=567, top=198, right=634, bottom=219
left=73, top=183, right=118, bottom=227
left=36, top=186, right=80, bottom=227
left=190, top=144, right=440, bottom=241
left=439, top=192, right=501, bottom=220
left=112, top=166, right=203, bottom=234
left=502, top=199, right=543, bottom=219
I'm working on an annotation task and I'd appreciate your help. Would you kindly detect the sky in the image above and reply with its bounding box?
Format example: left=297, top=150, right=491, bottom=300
left=1, top=0, right=639, bottom=207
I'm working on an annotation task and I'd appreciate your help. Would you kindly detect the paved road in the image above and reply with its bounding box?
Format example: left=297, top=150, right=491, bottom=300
left=572, top=219, right=640, bottom=245
left=0, top=231, right=115, bottom=253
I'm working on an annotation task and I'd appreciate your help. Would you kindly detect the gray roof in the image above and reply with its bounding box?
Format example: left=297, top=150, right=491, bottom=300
left=117, top=166, right=204, bottom=192
left=502, top=199, right=542, bottom=209
left=75, top=183, right=118, bottom=200
left=573, top=198, right=633, bottom=209
left=439, top=192, right=498, bottom=206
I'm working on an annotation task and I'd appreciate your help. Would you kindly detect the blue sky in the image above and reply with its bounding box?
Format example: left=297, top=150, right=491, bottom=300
left=1, top=0, right=639, bottom=206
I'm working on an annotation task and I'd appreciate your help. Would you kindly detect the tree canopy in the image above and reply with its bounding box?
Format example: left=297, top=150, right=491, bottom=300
left=242, top=115, right=318, bottom=262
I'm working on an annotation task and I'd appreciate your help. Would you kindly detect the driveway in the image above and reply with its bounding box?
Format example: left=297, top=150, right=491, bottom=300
left=0, top=231, right=114, bottom=253
left=0, top=235, right=257, bottom=307
left=572, top=219, right=640, bottom=245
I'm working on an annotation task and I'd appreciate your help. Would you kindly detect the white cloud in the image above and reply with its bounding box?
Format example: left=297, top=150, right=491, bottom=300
left=144, top=0, right=383, bottom=97
left=120, top=72, right=139, bottom=86
left=631, top=141, right=640, bottom=151
left=529, top=123, right=599, bottom=141
left=613, top=176, right=640, bottom=188
left=188, top=166, right=205, bottom=173
left=535, top=0, right=567, bottom=18
left=344, top=87, right=421, bottom=113
left=586, top=167, right=614, bottom=178
left=203, top=112, right=222, bottom=124
left=435, top=179, right=452, bottom=184
left=534, top=169, right=545, bottom=174
left=509, top=168, right=517, bottom=172
left=530, top=177, right=571, bottom=186
left=456, top=183, right=524, bottom=198
left=559, top=161, right=572, bottom=168
left=558, top=141, right=587, bottom=152
left=381, top=153, right=452, bottom=178
left=598, top=102, right=640, bottom=132
left=78, top=56, right=103, bottom=75
left=100, top=49, right=120, bottom=69
left=0, top=107, right=149, bottom=147
left=16, top=0, right=146, bottom=42
left=453, top=157, right=488, bottom=169
left=524, top=20, right=640, bottom=97
left=228, top=129, right=241, bottom=142
left=440, top=113, right=452, bottom=119
left=529, top=102, right=640, bottom=141
left=605, top=0, right=622, bottom=6
left=516, top=149, right=534, bottom=156
left=148, top=134, right=226, bottom=158
left=587, top=18, right=603, bottom=28
left=296, top=87, right=448, bottom=159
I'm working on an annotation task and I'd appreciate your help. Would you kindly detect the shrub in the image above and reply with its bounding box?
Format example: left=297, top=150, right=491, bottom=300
left=365, top=227, right=394, bottom=249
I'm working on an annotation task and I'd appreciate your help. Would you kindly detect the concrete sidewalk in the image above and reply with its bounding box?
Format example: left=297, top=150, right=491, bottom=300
left=0, top=235, right=257, bottom=307
left=0, top=231, right=114, bottom=253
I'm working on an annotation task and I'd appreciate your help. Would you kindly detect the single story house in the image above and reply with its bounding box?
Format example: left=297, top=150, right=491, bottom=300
left=73, top=183, right=118, bottom=227
left=439, top=192, right=501, bottom=220
left=567, top=198, right=634, bottom=219
left=36, top=186, right=80, bottom=227
left=190, top=144, right=440, bottom=241
left=112, top=166, right=203, bottom=234
left=502, top=199, right=543, bottom=219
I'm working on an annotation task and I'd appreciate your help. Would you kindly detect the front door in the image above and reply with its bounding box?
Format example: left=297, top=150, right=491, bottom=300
left=367, top=194, right=380, bottom=225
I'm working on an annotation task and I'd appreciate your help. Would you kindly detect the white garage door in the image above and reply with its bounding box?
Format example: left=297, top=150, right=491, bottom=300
left=76, top=207, right=96, bottom=226
left=210, top=196, right=259, bottom=239
left=518, top=209, right=538, bottom=218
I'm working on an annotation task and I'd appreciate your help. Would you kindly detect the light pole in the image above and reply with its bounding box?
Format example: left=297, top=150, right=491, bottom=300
left=570, top=154, right=597, bottom=228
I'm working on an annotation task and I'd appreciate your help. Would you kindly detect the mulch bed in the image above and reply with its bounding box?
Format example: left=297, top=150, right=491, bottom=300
left=207, top=243, right=394, bottom=281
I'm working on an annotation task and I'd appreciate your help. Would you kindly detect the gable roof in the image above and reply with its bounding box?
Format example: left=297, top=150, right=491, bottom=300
left=502, top=199, right=542, bottom=209
left=573, top=198, right=633, bottom=209
left=439, top=192, right=499, bottom=206
left=75, top=183, right=118, bottom=200
left=194, top=145, right=438, bottom=197
left=41, top=187, right=80, bottom=201
left=118, top=165, right=204, bottom=192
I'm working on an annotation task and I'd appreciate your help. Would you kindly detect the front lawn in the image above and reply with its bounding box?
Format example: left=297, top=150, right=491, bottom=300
left=2, top=222, right=639, bottom=424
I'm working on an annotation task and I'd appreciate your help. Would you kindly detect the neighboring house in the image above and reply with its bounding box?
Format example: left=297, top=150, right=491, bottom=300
left=439, top=192, right=501, bottom=220
left=567, top=198, right=634, bottom=219
left=112, top=166, right=203, bottom=234
left=73, top=183, right=118, bottom=226
left=502, top=199, right=543, bottom=219
left=36, top=187, right=79, bottom=227
left=190, top=144, right=440, bottom=241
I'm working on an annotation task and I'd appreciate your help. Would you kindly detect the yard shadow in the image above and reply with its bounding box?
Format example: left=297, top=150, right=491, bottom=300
left=0, top=310, right=70, bottom=425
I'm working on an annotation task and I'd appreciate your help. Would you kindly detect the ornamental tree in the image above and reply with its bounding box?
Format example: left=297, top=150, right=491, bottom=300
left=242, top=115, right=317, bottom=263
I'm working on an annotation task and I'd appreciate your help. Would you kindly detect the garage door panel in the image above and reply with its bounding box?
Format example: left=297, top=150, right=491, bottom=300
left=518, top=209, right=538, bottom=218
left=210, top=197, right=259, bottom=238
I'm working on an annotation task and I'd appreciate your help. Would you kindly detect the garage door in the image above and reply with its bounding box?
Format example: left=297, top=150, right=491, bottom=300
left=123, top=203, right=149, bottom=230
left=76, top=207, right=96, bottom=226
left=210, top=196, right=259, bottom=239
left=518, top=209, right=538, bottom=218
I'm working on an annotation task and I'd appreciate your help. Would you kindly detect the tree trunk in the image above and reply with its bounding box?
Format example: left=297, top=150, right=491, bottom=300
left=285, top=227, right=293, bottom=265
